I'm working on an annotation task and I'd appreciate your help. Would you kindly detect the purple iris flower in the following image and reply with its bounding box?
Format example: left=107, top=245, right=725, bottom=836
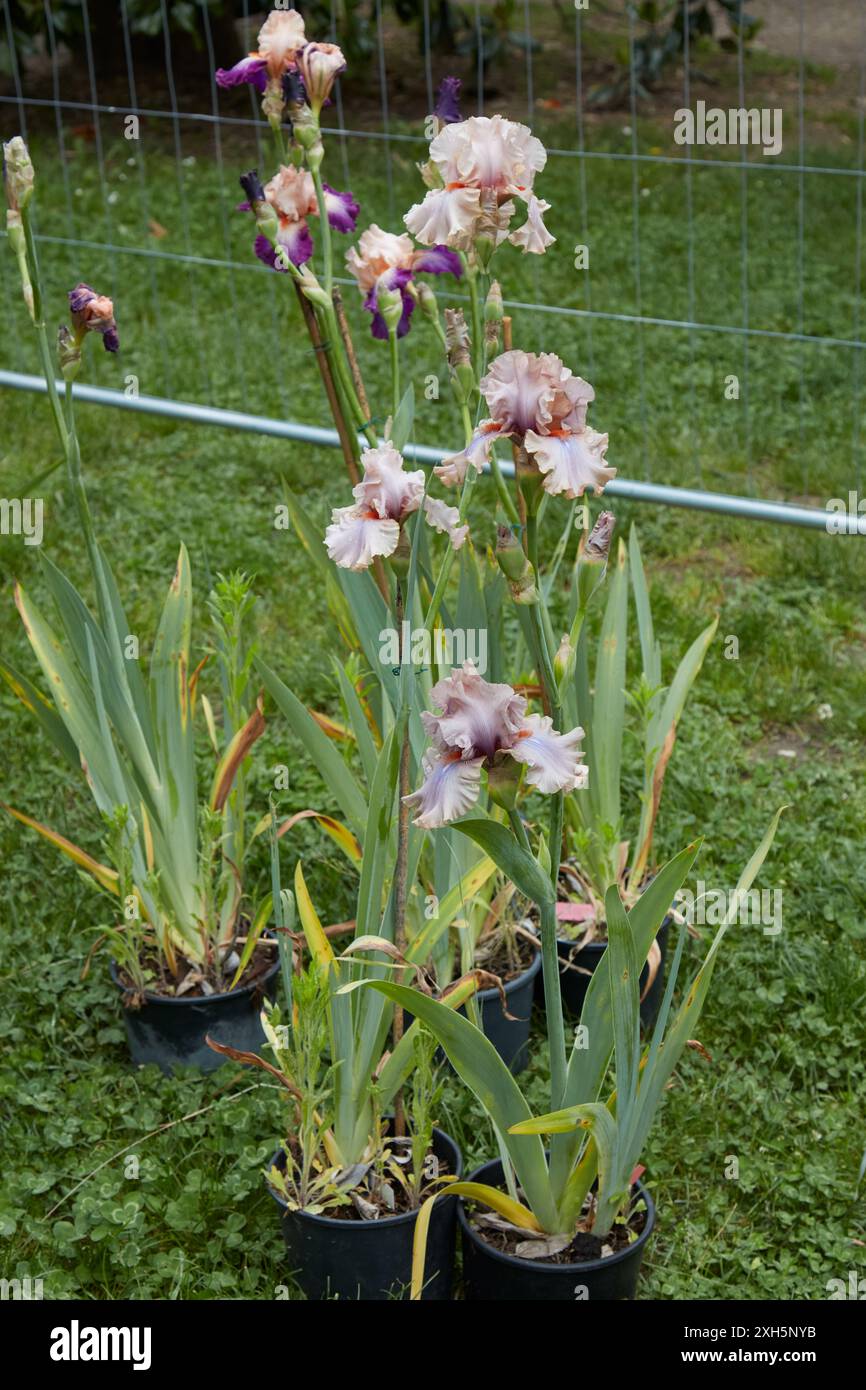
left=347, top=227, right=462, bottom=340
left=68, top=282, right=119, bottom=352
left=243, top=165, right=359, bottom=272
left=215, top=56, right=268, bottom=94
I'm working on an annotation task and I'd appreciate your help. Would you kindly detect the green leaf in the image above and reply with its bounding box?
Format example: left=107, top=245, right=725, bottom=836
left=604, top=885, right=640, bottom=1123
left=406, top=854, right=497, bottom=964
left=389, top=384, right=415, bottom=454
left=256, top=655, right=368, bottom=838
left=362, top=980, right=560, bottom=1233
left=629, top=808, right=787, bottom=1163
left=628, top=526, right=660, bottom=689
left=455, top=817, right=554, bottom=906
left=592, top=538, right=628, bottom=830
left=0, top=656, right=80, bottom=769
left=548, top=841, right=701, bottom=1207
left=332, top=658, right=378, bottom=788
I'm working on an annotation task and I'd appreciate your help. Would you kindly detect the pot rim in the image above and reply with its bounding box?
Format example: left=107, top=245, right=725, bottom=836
left=475, top=938, right=542, bottom=1001
left=457, top=1159, right=655, bottom=1276
left=109, top=936, right=280, bottom=1006
left=554, top=912, right=672, bottom=954
left=268, top=1125, right=463, bottom=1232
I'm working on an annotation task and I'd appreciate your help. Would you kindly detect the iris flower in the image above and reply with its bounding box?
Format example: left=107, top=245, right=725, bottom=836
left=346, top=225, right=461, bottom=338
left=325, top=443, right=425, bottom=571
left=435, top=349, right=615, bottom=498
left=241, top=165, right=358, bottom=269
left=215, top=8, right=307, bottom=93
left=68, top=283, right=119, bottom=353
left=404, top=663, right=586, bottom=829
left=405, top=114, right=553, bottom=256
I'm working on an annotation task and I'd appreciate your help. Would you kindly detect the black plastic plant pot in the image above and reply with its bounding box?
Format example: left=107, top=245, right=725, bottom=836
left=269, top=1127, right=463, bottom=1301
left=475, top=943, right=541, bottom=1073
left=110, top=950, right=279, bottom=1074
left=405, top=944, right=541, bottom=1075
left=457, top=1157, right=655, bottom=1301
left=535, top=918, right=671, bottom=1029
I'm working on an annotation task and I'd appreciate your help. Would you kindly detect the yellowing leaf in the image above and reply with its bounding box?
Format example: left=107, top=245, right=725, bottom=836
left=294, top=861, right=333, bottom=970
left=308, top=708, right=353, bottom=742
left=2, top=802, right=118, bottom=895
left=277, top=809, right=362, bottom=865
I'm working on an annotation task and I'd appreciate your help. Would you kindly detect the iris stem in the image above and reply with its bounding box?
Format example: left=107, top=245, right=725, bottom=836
left=391, top=579, right=412, bottom=1137
left=388, top=327, right=400, bottom=422
left=422, top=411, right=477, bottom=636
left=466, top=265, right=483, bottom=379
left=489, top=447, right=520, bottom=524
left=20, top=208, right=67, bottom=452
left=310, top=165, right=333, bottom=296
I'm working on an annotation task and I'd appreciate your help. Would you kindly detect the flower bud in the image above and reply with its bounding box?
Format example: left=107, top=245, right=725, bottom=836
left=414, top=281, right=439, bottom=320
left=495, top=524, right=537, bottom=604
left=292, top=106, right=323, bottom=166
left=484, top=280, right=503, bottom=323
left=576, top=510, right=616, bottom=610
left=298, top=270, right=331, bottom=312
left=418, top=158, right=443, bottom=191
left=262, top=81, right=286, bottom=130
left=377, top=284, right=404, bottom=335
left=554, top=634, right=573, bottom=684
left=296, top=42, right=345, bottom=116
left=434, top=76, right=462, bottom=127
left=3, top=136, right=34, bottom=212
left=282, top=69, right=307, bottom=113
left=239, top=169, right=279, bottom=241
left=58, top=323, right=82, bottom=379
left=584, top=509, right=616, bottom=564
left=444, top=308, right=475, bottom=403
left=484, top=279, right=503, bottom=353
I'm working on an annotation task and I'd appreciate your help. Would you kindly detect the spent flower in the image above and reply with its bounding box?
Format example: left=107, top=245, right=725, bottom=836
left=66, top=283, right=119, bottom=353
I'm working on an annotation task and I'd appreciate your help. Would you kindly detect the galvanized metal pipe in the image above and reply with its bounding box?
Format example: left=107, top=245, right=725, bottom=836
left=0, top=369, right=856, bottom=534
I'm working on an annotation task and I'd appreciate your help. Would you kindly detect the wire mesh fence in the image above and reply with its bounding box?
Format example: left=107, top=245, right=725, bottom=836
left=2, top=1, right=866, bottom=528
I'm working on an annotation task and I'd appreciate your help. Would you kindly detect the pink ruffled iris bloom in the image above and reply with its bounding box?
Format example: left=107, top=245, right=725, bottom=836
left=346, top=224, right=461, bottom=338
left=404, top=663, right=586, bottom=829
left=249, top=164, right=358, bottom=269
left=404, top=114, right=553, bottom=256
left=324, top=443, right=425, bottom=571
left=435, top=349, right=615, bottom=498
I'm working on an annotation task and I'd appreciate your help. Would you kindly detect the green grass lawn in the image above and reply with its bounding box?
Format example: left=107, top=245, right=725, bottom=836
left=1, top=111, right=865, bottom=1299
